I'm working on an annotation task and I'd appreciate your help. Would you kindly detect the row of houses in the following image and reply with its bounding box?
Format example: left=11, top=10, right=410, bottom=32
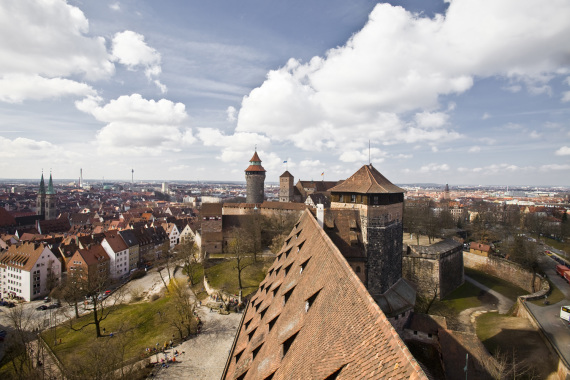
left=0, top=217, right=196, bottom=301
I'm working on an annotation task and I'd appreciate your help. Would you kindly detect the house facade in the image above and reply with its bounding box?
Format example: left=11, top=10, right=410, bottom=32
left=0, top=242, right=62, bottom=301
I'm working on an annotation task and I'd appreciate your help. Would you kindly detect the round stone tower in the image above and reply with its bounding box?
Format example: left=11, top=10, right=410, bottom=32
left=245, top=151, right=266, bottom=204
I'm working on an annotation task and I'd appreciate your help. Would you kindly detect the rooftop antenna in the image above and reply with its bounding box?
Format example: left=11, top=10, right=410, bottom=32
left=369, top=140, right=371, bottom=165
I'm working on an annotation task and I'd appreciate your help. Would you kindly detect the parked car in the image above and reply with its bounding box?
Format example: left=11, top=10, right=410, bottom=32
left=36, top=305, right=48, bottom=311
left=0, top=330, right=7, bottom=342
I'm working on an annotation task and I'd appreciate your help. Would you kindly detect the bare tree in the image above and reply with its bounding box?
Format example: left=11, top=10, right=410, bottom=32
left=63, top=267, right=124, bottom=338
left=167, top=279, right=198, bottom=339
left=1, top=305, right=47, bottom=379
left=177, top=237, right=202, bottom=286
left=228, top=228, right=253, bottom=291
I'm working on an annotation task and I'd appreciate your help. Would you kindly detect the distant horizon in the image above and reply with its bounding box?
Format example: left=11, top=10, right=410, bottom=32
left=1, top=177, right=569, bottom=191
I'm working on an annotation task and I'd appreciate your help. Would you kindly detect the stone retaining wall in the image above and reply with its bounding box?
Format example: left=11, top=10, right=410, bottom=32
left=463, top=251, right=543, bottom=293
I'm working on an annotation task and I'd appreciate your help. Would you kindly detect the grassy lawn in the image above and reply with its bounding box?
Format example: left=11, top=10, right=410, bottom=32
left=465, top=267, right=528, bottom=301
left=203, top=257, right=271, bottom=297
left=44, top=293, right=196, bottom=370
left=435, top=280, right=485, bottom=312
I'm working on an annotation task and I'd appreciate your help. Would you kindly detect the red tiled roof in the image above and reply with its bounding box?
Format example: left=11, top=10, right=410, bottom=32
left=0, top=207, right=16, bottom=227
left=222, top=210, right=427, bottom=380
left=329, top=164, right=404, bottom=194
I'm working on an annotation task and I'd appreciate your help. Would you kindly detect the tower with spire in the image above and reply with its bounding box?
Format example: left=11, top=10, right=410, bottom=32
left=36, top=172, right=46, bottom=218
left=245, top=150, right=266, bottom=204
left=45, top=172, right=56, bottom=220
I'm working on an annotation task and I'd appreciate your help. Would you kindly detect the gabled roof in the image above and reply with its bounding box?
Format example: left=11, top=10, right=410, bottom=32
left=222, top=210, right=427, bottom=380
left=75, top=244, right=110, bottom=266
left=103, top=231, right=129, bottom=252
left=329, top=164, right=404, bottom=194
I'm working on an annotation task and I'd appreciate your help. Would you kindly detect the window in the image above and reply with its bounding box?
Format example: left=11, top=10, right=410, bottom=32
left=300, top=257, right=310, bottom=274
left=272, top=284, right=281, bottom=297
left=282, top=332, right=299, bottom=358
left=355, top=266, right=361, bottom=273
left=351, top=194, right=356, bottom=202
left=305, top=290, right=321, bottom=313
left=248, top=327, right=257, bottom=341
left=252, top=343, right=263, bottom=360
left=268, top=315, right=278, bottom=332
left=283, top=287, right=294, bottom=305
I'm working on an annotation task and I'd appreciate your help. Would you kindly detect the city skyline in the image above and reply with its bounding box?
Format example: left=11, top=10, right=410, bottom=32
left=1, top=0, right=570, bottom=186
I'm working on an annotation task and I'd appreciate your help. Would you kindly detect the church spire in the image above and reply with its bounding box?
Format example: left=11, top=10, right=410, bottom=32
left=47, top=172, right=55, bottom=195
left=39, top=172, right=46, bottom=195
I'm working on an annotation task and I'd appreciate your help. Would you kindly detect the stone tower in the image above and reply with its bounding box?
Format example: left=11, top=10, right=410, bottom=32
left=36, top=173, right=46, bottom=218
left=279, top=171, right=294, bottom=202
left=329, top=164, right=405, bottom=295
left=245, top=151, right=266, bottom=204
left=45, top=173, right=56, bottom=220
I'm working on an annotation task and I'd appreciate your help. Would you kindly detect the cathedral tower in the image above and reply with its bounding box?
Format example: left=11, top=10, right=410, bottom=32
left=36, top=173, right=46, bottom=218
left=245, top=151, right=266, bottom=204
left=45, top=173, right=56, bottom=220
left=329, top=164, right=405, bottom=295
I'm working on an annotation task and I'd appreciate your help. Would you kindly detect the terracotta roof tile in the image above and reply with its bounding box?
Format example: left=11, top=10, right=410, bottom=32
left=329, top=164, right=404, bottom=194
left=222, top=210, right=427, bottom=380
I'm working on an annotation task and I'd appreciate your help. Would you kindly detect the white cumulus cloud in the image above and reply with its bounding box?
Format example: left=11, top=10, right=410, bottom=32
left=555, top=146, right=570, bottom=156
left=230, top=0, right=570, bottom=163
left=111, top=31, right=166, bottom=93
left=76, top=94, right=193, bottom=155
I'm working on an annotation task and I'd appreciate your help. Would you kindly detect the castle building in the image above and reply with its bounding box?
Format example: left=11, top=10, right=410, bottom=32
left=245, top=151, right=266, bottom=204
left=324, top=164, right=415, bottom=322
left=278, top=171, right=296, bottom=202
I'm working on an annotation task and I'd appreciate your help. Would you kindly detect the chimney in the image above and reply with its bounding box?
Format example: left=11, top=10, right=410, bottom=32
left=316, top=204, right=324, bottom=229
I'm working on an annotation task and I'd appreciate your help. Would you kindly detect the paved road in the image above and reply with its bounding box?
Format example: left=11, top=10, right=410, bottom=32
left=524, top=251, right=570, bottom=368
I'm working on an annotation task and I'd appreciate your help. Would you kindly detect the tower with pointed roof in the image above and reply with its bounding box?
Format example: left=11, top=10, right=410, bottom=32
left=36, top=173, right=46, bottom=218
left=329, top=164, right=407, bottom=297
left=245, top=151, right=266, bottom=204
left=45, top=173, right=56, bottom=220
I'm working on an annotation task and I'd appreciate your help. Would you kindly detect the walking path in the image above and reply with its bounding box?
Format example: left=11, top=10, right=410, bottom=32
left=464, top=275, right=514, bottom=314
left=150, top=307, right=242, bottom=379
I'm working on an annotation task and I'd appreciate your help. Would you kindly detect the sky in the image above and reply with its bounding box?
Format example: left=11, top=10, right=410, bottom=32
left=1, top=0, right=570, bottom=187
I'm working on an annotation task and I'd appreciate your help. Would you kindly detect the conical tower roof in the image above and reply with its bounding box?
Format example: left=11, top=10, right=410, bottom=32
left=245, top=151, right=266, bottom=173
left=47, top=173, right=55, bottom=195
left=329, top=164, right=404, bottom=194
left=39, top=173, right=46, bottom=195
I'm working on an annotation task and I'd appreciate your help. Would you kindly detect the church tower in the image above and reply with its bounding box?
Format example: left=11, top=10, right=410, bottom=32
left=36, top=173, right=46, bottom=218
left=45, top=173, right=56, bottom=220
left=279, top=171, right=294, bottom=202
left=329, top=164, right=405, bottom=295
left=245, top=151, right=266, bottom=204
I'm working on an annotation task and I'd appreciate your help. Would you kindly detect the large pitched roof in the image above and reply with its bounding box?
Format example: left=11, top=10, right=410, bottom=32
left=222, top=210, right=427, bottom=380
left=329, top=164, right=404, bottom=194
left=0, top=242, right=53, bottom=272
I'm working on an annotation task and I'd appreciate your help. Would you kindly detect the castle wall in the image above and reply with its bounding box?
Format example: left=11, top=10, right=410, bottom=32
left=463, top=251, right=541, bottom=293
